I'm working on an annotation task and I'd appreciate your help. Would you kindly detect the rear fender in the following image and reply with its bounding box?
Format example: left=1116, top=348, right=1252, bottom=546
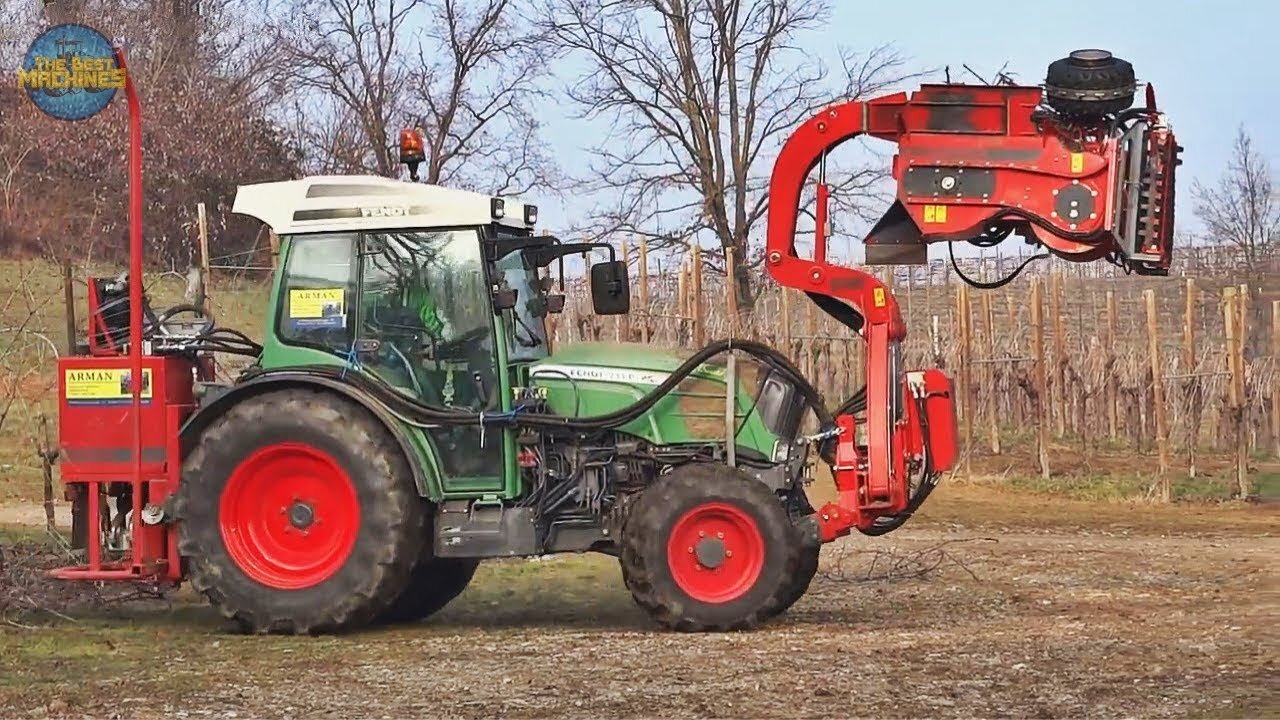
left=179, top=374, right=439, bottom=499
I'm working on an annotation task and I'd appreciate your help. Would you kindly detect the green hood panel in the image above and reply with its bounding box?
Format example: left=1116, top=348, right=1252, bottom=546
left=528, top=341, right=777, bottom=453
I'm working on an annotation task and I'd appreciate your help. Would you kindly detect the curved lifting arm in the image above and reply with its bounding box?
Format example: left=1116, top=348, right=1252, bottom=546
left=763, top=95, right=919, bottom=541
left=764, top=94, right=912, bottom=341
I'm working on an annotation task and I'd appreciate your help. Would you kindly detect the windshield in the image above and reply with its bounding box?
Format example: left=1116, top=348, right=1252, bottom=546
left=362, top=228, right=491, bottom=343
left=495, top=247, right=550, bottom=362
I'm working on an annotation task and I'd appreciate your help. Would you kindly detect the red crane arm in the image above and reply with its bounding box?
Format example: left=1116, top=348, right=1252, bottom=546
left=764, top=93, right=913, bottom=341
left=763, top=65, right=1180, bottom=541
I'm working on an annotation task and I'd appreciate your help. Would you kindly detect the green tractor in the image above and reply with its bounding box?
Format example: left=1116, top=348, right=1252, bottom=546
left=127, top=174, right=835, bottom=634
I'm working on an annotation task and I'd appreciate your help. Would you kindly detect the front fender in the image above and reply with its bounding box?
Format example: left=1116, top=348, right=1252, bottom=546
left=179, top=373, right=439, bottom=499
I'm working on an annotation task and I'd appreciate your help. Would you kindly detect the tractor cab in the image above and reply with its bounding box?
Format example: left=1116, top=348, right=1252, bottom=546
left=231, top=175, right=629, bottom=484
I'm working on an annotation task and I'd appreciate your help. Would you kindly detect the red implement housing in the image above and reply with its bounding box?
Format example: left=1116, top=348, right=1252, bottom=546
left=54, top=354, right=195, bottom=581
left=766, top=76, right=1179, bottom=542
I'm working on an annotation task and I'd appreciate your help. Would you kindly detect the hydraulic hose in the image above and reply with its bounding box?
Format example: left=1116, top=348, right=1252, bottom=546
left=857, top=391, right=940, bottom=536
left=245, top=338, right=838, bottom=435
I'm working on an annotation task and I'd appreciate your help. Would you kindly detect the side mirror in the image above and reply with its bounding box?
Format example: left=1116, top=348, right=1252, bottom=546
left=492, top=286, right=518, bottom=313
left=545, top=293, right=566, bottom=314
left=589, top=260, right=630, bottom=316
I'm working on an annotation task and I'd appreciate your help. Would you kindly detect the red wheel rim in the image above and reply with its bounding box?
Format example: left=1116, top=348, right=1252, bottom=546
left=218, top=442, right=360, bottom=590
left=666, top=502, right=766, bottom=604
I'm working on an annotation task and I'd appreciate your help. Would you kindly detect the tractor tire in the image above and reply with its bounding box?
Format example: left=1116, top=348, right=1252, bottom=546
left=762, top=520, right=820, bottom=620
left=1043, top=49, right=1136, bottom=119
left=375, top=550, right=479, bottom=624
left=174, top=388, right=426, bottom=635
left=619, top=463, right=802, bottom=632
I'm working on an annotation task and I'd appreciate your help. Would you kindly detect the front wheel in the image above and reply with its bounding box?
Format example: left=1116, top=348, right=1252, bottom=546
left=763, top=524, right=820, bottom=619
left=619, top=463, right=802, bottom=632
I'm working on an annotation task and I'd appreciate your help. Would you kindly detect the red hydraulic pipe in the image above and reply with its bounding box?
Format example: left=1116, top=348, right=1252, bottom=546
left=114, top=45, right=146, bottom=561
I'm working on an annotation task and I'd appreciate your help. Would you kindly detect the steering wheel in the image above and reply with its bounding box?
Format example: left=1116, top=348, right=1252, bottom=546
left=430, top=326, right=490, bottom=361
left=151, top=303, right=216, bottom=338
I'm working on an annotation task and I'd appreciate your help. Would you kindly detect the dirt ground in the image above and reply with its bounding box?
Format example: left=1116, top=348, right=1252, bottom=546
left=1, top=483, right=1276, bottom=719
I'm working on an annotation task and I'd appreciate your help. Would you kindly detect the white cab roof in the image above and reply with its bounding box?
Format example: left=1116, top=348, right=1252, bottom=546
left=231, top=175, right=535, bottom=235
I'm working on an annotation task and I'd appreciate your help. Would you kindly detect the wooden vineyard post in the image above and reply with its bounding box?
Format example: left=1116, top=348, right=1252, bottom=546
left=638, top=239, right=650, bottom=344
left=619, top=238, right=631, bottom=341
left=1145, top=289, right=1170, bottom=501
left=62, top=261, right=77, bottom=356
left=1184, top=278, right=1199, bottom=478
left=1004, top=292, right=1021, bottom=424
left=725, top=245, right=739, bottom=338
left=781, top=289, right=793, bottom=360
left=1236, top=285, right=1252, bottom=490
left=1223, top=287, right=1249, bottom=498
left=1272, top=301, right=1280, bottom=458
left=956, top=283, right=973, bottom=476
left=1050, top=273, right=1066, bottom=437
left=197, top=201, right=212, bottom=314
left=691, top=245, right=705, bottom=347
left=267, top=229, right=280, bottom=269
left=1105, top=290, right=1118, bottom=442
left=677, top=261, right=689, bottom=343
left=1030, top=278, right=1050, bottom=479
left=805, top=301, right=818, bottom=378
left=540, top=232, right=557, bottom=352
left=982, top=291, right=1001, bottom=454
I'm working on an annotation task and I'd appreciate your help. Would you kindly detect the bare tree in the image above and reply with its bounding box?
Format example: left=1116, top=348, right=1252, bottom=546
left=1193, top=126, right=1277, bottom=270
left=0, top=0, right=302, bottom=265
left=273, top=0, right=557, bottom=194
left=274, top=0, right=422, bottom=175
left=407, top=0, right=558, bottom=195
left=543, top=0, right=919, bottom=310
left=1192, top=126, right=1278, bottom=357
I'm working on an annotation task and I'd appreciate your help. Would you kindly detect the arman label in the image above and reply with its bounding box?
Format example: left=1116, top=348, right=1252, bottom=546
left=63, top=368, right=152, bottom=406
left=289, top=287, right=346, bottom=329
left=873, top=287, right=887, bottom=308
left=1070, top=152, right=1084, bottom=173
left=923, top=205, right=947, bottom=223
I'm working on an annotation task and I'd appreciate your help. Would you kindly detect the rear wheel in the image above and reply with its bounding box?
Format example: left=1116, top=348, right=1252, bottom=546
left=620, top=463, right=801, bottom=631
left=174, top=388, right=425, bottom=634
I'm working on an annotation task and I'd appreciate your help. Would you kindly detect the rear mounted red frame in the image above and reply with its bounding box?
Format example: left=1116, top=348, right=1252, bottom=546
left=49, top=47, right=192, bottom=583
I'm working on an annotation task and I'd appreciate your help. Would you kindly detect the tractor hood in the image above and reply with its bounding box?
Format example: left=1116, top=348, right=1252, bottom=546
left=526, top=341, right=799, bottom=455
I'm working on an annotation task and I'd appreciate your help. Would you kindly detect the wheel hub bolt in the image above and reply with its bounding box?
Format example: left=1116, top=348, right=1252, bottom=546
left=288, top=502, right=316, bottom=530
left=694, top=538, right=727, bottom=569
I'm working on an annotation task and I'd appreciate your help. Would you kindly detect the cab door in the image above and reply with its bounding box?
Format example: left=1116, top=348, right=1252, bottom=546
left=354, top=228, right=509, bottom=495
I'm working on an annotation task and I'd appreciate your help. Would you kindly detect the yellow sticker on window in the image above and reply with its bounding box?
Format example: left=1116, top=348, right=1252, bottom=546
left=288, top=288, right=347, bottom=329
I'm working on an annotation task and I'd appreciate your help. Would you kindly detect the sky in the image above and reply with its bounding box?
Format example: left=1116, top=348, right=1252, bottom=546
left=533, top=0, right=1278, bottom=263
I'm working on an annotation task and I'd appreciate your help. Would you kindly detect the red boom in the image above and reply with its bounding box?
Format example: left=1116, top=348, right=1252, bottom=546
left=767, top=70, right=1180, bottom=542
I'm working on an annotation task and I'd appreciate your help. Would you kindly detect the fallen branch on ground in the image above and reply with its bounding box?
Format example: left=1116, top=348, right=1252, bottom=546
left=818, top=537, right=998, bottom=583
left=0, top=532, right=172, bottom=627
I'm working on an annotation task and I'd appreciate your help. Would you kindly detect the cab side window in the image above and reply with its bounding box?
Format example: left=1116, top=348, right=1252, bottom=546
left=276, top=232, right=358, bottom=355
